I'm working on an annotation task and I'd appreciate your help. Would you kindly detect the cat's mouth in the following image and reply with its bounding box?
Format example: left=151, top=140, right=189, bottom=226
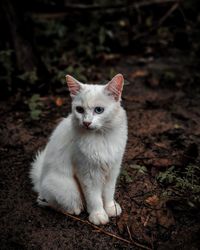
left=83, top=125, right=95, bottom=131
left=81, top=124, right=98, bottom=131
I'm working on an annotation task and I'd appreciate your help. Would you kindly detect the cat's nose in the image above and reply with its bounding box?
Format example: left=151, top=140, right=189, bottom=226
left=83, top=121, right=91, bottom=128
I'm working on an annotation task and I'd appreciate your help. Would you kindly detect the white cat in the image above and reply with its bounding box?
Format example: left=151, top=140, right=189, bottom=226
left=30, top=74, right=128, bottom=225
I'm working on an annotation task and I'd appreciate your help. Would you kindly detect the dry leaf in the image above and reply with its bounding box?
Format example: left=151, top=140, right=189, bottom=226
left=131, top=69, right=149, bottom=79
left=145, top=195, right=159, bottom=206
left=55, top=97, right=64, bottom=107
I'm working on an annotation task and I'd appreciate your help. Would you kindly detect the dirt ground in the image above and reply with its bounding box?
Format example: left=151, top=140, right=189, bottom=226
left=0, top=53, right=200, bottom=250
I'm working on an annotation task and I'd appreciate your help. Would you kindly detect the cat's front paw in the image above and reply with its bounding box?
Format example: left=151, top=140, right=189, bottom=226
left=89, top=210, right=109, bottom=225
left=105, top=201, right=122, bottom=217
left=67, top=206, right=82, bottom=216
left=66, top=201, right=84, bottom=215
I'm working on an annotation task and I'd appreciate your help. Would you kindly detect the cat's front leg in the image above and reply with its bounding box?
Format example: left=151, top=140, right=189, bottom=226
left=80, top=174, right=109, bottom=225
left=103, top=166, right=122, bottom=217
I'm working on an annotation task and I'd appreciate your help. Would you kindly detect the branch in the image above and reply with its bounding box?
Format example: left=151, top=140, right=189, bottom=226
left=132, top=2, right=180, bottom=41
left=65, top=0, right=181, bottom=11
left=157, top=2, right=180, bottom=26
left=31, top=0, right=181, bottom=15
left=48, top=205, right=152, bottom=250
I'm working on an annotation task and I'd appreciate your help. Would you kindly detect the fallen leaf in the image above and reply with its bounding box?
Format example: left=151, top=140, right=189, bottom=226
left=131, top=69, right=149, bottom=79
left=145, top=195, right=159, bottom=206
left=55, top=97, right=64, bottom=107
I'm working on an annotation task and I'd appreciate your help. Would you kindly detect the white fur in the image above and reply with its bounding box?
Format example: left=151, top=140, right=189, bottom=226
left=30, top=78, right=127, bottom=225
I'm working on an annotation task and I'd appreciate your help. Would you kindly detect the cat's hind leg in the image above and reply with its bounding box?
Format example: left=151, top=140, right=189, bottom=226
left=39, top=173, right=83, bottom=215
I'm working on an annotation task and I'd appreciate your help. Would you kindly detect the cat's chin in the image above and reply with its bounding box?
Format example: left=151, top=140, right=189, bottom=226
left=84, top=126, right=95, bottom=131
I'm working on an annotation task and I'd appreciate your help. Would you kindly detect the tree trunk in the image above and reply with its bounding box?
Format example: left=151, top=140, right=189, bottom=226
left=0, top=0, right=48, bottom=75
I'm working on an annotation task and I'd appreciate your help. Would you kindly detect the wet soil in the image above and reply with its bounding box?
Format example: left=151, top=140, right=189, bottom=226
left=0, top=54, right=200, bottom=249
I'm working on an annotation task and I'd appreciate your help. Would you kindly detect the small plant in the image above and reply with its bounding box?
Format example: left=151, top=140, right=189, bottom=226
left=130, top=164, right=148, bottom=175
left=121, top=169, right=133, bottom=183
left=157, top=165, right=200, bottom=207
left=18, top=68, right=38, bottom=84
left=121, top=164, right=147, bottom=183
left=28, top=94, right=43, bottom=120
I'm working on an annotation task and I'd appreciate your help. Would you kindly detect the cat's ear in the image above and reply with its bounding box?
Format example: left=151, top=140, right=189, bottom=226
left=105, top=74, right=124, bottom=101
left=66, top=75, right=83, bottom=98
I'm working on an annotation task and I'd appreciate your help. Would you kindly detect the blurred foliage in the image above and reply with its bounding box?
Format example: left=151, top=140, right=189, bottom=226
left=32, top=14, right=118, bottom=83
left=121, top=164, right=147, bottom=183
left=0, top=0, right=200, bottom=95
left=157, top=164, right=200, bottom=208
left=27, top=94, right=43, bottom=120
left=18, top=68, right=38, bottom=84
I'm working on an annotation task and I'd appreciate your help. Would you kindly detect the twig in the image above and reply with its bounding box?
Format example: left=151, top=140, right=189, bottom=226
left=48, top=205, right=152, bottom=250
left=126, top=225, right=133, bottom=241
left=157, top=2, right=180, bottom=26
left=143, top=214, right=150, bottom=227
left=32, top=0, right=181, bottom=16
left=132, top=155, right=173, bottom=161
left=64, top=0, right=180, bottom=11
left=132, top=154, right=200, bottom=164
left=53, top=207, right=131, bottom=244
left=133, top=1, right=180, bottom=41
left=133, top=0, right=181, bottom=9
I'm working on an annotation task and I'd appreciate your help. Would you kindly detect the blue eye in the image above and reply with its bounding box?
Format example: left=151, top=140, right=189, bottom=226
left=94, top=107, right=104, bottom=114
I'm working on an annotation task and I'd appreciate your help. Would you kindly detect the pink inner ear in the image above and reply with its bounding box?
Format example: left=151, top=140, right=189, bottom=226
left=66, top=75, right=80, bottom=96
left=106, top=74, right=124, bottom=101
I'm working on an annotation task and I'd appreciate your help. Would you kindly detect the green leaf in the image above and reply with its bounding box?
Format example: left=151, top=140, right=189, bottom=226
left=121, top=169, right=133, bottom=183
left=130, top=164, right=147, bottom=174
left=30, top=109, right=41, bottom=120
left=28, top=94, right=43, bottom=120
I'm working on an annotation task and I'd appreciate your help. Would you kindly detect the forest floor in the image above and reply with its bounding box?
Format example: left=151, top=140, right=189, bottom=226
left=0, top=52, right=200, bottom=250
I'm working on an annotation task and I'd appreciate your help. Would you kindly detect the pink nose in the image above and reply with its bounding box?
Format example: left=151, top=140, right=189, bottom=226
left=83, top=121, right=91, bottom=128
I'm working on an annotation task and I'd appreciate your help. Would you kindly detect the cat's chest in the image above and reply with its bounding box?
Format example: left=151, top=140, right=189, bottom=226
left=73, top=132, right=124, bottom=166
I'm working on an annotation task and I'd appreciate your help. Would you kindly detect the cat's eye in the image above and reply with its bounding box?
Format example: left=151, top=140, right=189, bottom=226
left=94, top=107, right=104, bottom=114
left=76, top=106, right=84, bottom=114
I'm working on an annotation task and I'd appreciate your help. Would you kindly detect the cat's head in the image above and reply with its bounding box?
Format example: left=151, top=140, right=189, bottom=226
left=66, top=74, right=124, bottom=132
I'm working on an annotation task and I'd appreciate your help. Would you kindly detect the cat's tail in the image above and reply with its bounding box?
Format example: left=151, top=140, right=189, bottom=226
left=30, top=148, right=46, bottom=193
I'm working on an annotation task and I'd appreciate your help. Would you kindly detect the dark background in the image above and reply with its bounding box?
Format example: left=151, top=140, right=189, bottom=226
left=0, top=1, right=200, bottom=249
left=0, top=0, right=200, bottom=98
